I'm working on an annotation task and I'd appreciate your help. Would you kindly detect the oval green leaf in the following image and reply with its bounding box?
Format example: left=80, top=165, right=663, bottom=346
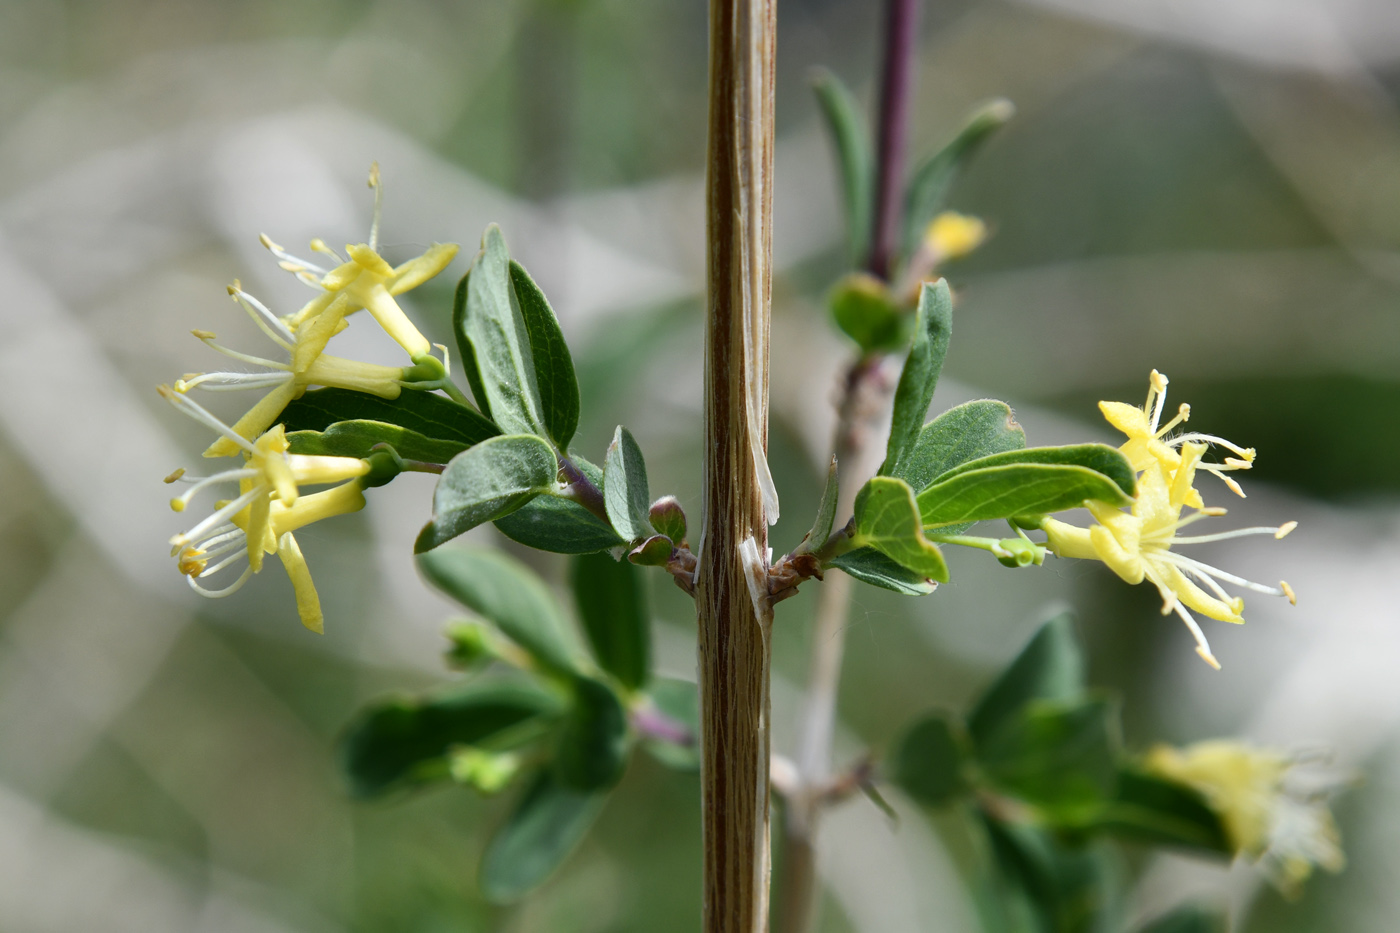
left=881, top=280, right=952, bottom=476
left=829, top=546, right=939, bottom=596
left=936, top=444, right=1136, bottom=499
left=417, top=546, right=580, bottom=675
left=479, top=768, right=608, bottom=903
left=555, top=676, right=629, bottom=790
left=892, top=714, right=968, bottom=806
left=415, top=434, right=558, bottom=552
left=286, top=419, right=469, bottom=463
left=511, top=259, right=579, bottom=449
left=893, top=399, right=1026, bottom=493
left=916, top=463, right=1132, bottom=530
left=280, top=386, right=499, bottom=449
left=603, top=425, right=652, bottom=542
left=850, top=476, right=949, bottom=583
left=571, top=551, right=651, bottom=690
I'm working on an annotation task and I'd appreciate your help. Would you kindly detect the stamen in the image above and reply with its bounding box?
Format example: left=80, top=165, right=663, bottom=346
left=1281, top=580, right=1297, bottom=605
left=1158, top=552, right=1286, bottom=597
left=177, top=371, right=292, bottom=392
left=1180, top=562, right=1243, bottom=608
left=1170, top=525, right=1293, bottom=545
left=1172, top=433, right=1256, bottom=461
left=157, top=385, right=257, bottom=454
left=163, top=468, right=185, bottom=484
left=260, top=232, right=329, bottom=277
left=201, top=547, right=253, bottom=578
left=170, top=486, right=263, bottom=546
left=1154, top=403, right=1191, bottom=438
left=188, top=564, right=254, bottom=598
left=1169, top=599, right=1221, bottom=670
left=309, top=238, right=345, bottom=263
left=228, top=283, right=295, bottom=347
left=193, top=334, right=290, bottom=371
left=1276, top=521, right=1298, bottom=539
left=368, top=161, right=382, bottom=253
left=170, top=468, right=259, bottom=509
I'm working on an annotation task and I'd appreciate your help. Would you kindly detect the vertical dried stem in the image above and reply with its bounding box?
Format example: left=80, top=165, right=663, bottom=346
left=698, top=0, right=777, bottom=931
left=777, top=2, right=921, bottom=931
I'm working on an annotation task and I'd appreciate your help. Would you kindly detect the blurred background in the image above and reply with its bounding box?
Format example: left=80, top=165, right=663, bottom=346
left=2, top=0, right=1399, bottom=930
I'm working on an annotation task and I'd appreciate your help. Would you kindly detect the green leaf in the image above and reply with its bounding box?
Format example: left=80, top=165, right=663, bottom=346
left=812, top=67, right=873, bottom=262
left=510, top=260, right=579, bottom=449
left=339, top=682, right=562, bottom=798
left=917, top=463, right=1133, bottom=530
left=571, top=551, right=650, bottom=690
left=1090, top=768, right=1230, bottom=855
left=460, top=224, right=547, bottom=437
left=286, top=419, right=469, bottom=463
left=977, top=696, right=1120, bottom=819
left=555, top=676, right=629, bottom=790
left=881, top=281, right=952, bottom=476
left=830, top=273, right=907, bottom=353
left=794, top=455, right=839, bottom=556
left=640, top=678, right=700, bottom=771
left=968, top=614, right=1085, bottom=748
left=603, top=425, right=652, bottom=541
left=901, top=98, right=1014, bottom=260
left=829, top=546, right=938, bottom=595
left=415, top=434, right=558, bottom=552
left=280, top=386, right=499, bottom=449
left=1134, top=904, right=1227, bottom=933
left=892, top=714, right=968, bottom=806
left=892, top=400, right=1026, bottom=492
left=479, top=768, right=607, bottom=903
left=495, top=454, right=623, bottom=554
left=417, top=546, right=580, bottom=675
left=850, top=476, right=949, bottom=583
left=937, top=445, right=1136, bottom=500
left=979, top=814, right=1123, bottom=933
left=452, top=270, right=490, bottom=419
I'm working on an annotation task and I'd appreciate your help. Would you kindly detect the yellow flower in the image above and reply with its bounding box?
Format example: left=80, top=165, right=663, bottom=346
left=177, top=283, right=409, bottom=458
left=161, top=386, right=369, bottom=633
left=1043, top=454, right=1296, bottom=670
left=923, top=211, right=987, bottom=262
left=1144, top=741, right=1345, bottom=896
left=264, top=164, right=458, bottom=361
left=1100, top=369, right=1255, bottom=502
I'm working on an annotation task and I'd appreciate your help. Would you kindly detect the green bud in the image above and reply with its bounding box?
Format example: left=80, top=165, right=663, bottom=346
left=829, top=272, right=908, bottom=353
left=628, top=534, right=674, bottom=566
left=444, top=619, right=496, bottom=669
left=449, top=748, right=521, bottom=795
left=995, top=537, right=1046, bottom=568
left=649, top=496, right=687, bottom=543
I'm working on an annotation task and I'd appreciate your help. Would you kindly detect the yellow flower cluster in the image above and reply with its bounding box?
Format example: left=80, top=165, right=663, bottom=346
left=1146, top=740, right=1344, bottom=895
left=1043, top=371, right=1296, bottom=668
left=161, top=165, right=459, bottom=631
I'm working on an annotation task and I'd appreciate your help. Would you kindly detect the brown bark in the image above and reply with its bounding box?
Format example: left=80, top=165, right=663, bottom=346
left=697, top=0, right=777, bottom=931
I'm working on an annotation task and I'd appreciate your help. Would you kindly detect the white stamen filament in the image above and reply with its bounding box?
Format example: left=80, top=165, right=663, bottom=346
left=188, top=564, right=253, bottom=598
left=230, top=288, right=296, bottom=348
left=1170, top=599, right=1220, bottom=669
left=171, top=468, right=259, bottom=507
left=159, top=388, right=257, bottom=454
left=178, top=371, right=291, bottom=392
left=1157, top=552, right=1286, bottom=597
left=200, top=546, right=252, bottom=578
left=172, top=486, right=262, bottom=546
left=196, top=336, right=290, bottom=371
left=261, top=233, right=328, bottom=277
left=1180, top=562, right=1241, bottom=607
left=1166, top=525, right=1291, bottom=545
left=310, top=239, right=345, bottom=263
left=368, top=161, right=382, bottom=253
left=1171, top=432, right=1255, bottom=460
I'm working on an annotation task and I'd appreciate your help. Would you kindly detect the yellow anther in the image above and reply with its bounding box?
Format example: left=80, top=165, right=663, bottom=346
left=1201, top=506, right=1228, bottom=516
left=368, top=161, right=381, bottom=189
left=163, top=468, right=185, bottom=484
left=1197, top=646, right=1222, bottom=670
left=191, top=329, right=217, bottom=340
left=1221, top=475, right=1246, bottom=498
left=1276, top=521, right=1298, bottom=539
left=259, top=233, right=282, bottom=252
left=170, top=498, right=185, bottom=512
left=1281, top=581, right=1296, bottom=605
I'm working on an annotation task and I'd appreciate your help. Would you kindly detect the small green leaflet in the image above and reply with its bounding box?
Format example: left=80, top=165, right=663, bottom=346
left=976, top=695, right=1121, bottom=819
left=286, top=419, right=468, bottom=463
left=794, top=455, right=839, bottom=557
left=479, top=769, right=608, bottom=903
left=1089, top=768, right=1230, bottom=854
left=850, top=476, right=949, bottom=583
left=830, top=273, right=907, bottom=353
left=892, top=399, right=1026, bottom=493
left=417, top=546, right=581, bottom=676
left=415, top=434, right=558, bottom=552
left=881, top=281, right=952, bottom=477
left=280, top=386, right=499, bottom=449
left=338, top=682, right=562, bottom=798
left=460, top=225, right=548, bottom=438
left=968, top=614, right=1085, bottom=748
left=511, top=260, right=580, bottom=449
left=917, top=463, right=1132, bottom=529
left=935, top=444, right=1135, bottom=499
left=811, top=67, right=873, bottom=263
left=829, top=547, right=938, bottom=596
left=603, top=426, right=653, bottom=542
